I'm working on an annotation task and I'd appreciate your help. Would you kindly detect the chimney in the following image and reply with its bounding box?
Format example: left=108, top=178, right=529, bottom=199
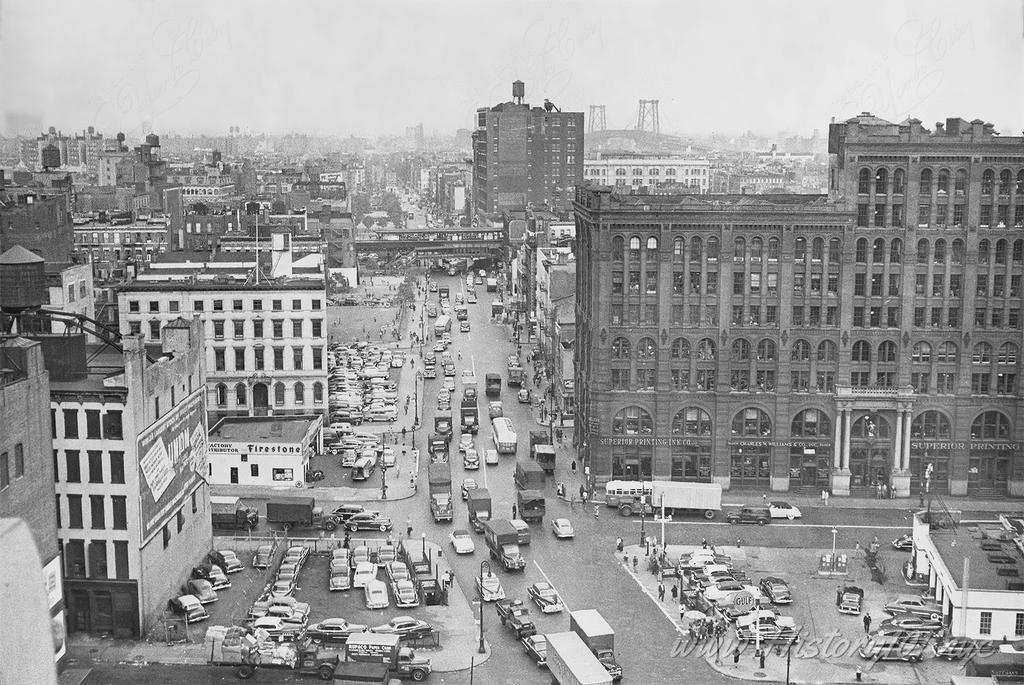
left=908, top=118, right=922, bottom=137
left=971, top=119, right=985, bottom=139
left=983, top=122, right=995, bottom=136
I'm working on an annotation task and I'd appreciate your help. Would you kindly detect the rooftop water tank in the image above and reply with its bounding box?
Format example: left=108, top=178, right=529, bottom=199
left=0, top=246, right=45, bottom=312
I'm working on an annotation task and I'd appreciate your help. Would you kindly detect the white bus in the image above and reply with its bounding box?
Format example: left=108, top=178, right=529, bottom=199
left=434, top=314, right=452, bottom=337
left=492, top=417, right=518, bottom=454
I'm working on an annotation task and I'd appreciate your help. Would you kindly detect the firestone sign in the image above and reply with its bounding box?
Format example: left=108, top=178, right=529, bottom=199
left=209, top=442, right=304, bottom=455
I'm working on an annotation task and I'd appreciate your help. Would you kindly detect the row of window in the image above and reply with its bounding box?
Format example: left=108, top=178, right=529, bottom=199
left=857, top=167, right=1024, bottom=196
left=611, top=235, right=844, bottom=263
left=609, top=406, right=1013, bottom=440
left=58, top=493, right=128, bottom=531
left=214, top=381, right=323, bottom=407
left=51, top=408, right=123, bottom=441
left=54, top=449, right=126, bottom=484
left=0, top=444, right=25, bottom=490
left=211, top=346, right=324, bottom=373
left=127, top=297, right=323, bottom=314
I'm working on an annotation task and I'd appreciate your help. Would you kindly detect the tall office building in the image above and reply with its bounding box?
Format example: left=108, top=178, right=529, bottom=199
left=575, top=115, right=1024, bottom=498
left=472, top=81, right=583, bottom=218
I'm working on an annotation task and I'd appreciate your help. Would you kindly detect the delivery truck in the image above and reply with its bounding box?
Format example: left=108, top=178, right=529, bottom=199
left=529, top=432, right=557, bottom=475
left=210, top=496, right=259, bottom=531
left=204, top=626, right=339, bottom=680
left=265, top=499, right=341, bottom=531
left=427, top=462, right=453, bottom=523
left=483, top=519, right=526, bottom=571
left=507, top=365, right=525, bottom=387
left=516, top=490, right=545, bottom=524
left=466, top=488, right=492, bottom=533
left=338, top=632, right=431, bottom=682
left=485, top=373, right=502, bottom=397
left=545, top=631, right=613, bottom=685
left=569, top=609, right=623, bottom=681
left=460, top=396, right=479, bottom=435
left=604, top=480, right=723, bottom=520
left=515, top=460, right=547, bottom=490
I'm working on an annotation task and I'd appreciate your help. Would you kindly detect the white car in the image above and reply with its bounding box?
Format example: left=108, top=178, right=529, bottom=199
left=476, top=572, right=506, bottom=602
left=353, top=562, right=377, bottom=589
left=464, top=449, right=480, bottom=470
left=705, top=583, right=764, bottom=605
left=551, top=518, right=575, bottom=539
left=393, top=580, right=420, bottom=608
left=459, top=434, right=474, bottom=453
left=484, top=449, right=499, bottom=465
left=381, top=447, right=397, bottom=468
left=449, top=529, right=476, bottom=554
left=364, top=580, right=389, bottom=610
left=768, top=501, right=803, bottom=520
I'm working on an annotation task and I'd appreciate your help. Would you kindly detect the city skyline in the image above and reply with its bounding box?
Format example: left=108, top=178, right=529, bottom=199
left=2, top=0, right=1020, bottom=139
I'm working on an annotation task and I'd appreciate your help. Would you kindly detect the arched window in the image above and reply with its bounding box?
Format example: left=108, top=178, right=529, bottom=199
left=756, top=339, right=776, bottom=361
left=812, top=237, right=824, bottom=261
left=955, top=169, right=967, bottom=194
left=982, top=169, right=995, bottom=194
left=817, top=340, right=838, bottom=362
left=732, top=408, right=772, bottom=436
left=768, top=237, right=780, bottom=261
left=829, top=238, right=842, bottom=262
left=673, top=236, right=684, bottom=259
left=313, top=381, right=324, bottom=404
left=855, top=238, right=868, bottom=263
left=637, top=337, right=657, bottom=360
left=912, top=411, right=952, bottom=439
left=873, top=239, right=885, bottom=263
left=998, top=342, right=1018, bottom=364
left=937, top=169, right=949, bottom=194
left=611, top=337, right=631, bottom=360
left=893, top=168, right=906, bottom=194
left=294, top=381, right=305, bottom=404
left=697, top=338, right=716, bottom=361
left=706, top=236, right=719, bottom=260
left=672, top=408, right=712, bottom=436
left=612, top=406, right=653, bottom=435
left=732, top=338, right=751, bottom=361
left=973, top=342, right=993, bottom=364
left=612, top=236, right=624, bottom=261
left=890, top=238, right=902, bottom=263
left=937, top=341, right=958, bottom=363
left=792, top=409, right=832, bottom=437
left=628, top=236, right=641, bottom=259
left=951, top=239, right=964, bottom=264
left=750, top=237, right=763, bottom=260
left=875, top=168, right=888, bottom=194
left=274, top=382, right=286, bottom=405
left=852, top=340, right=871, bottom=362
left=216, top=383, right=228, bottom=407
left=1000, top=169, right=1013, bottom=194
left=917, top=239, right=929, bottom=262
left=671, top=338, right=691, bottom=360
left=1018, top=170, right=1024, bottom=195
left=646, top=236, right=658, bottom=258
left=791, top=339, right=811, bottom=361
left=235, top=383, right=247, bottom=406
left=996, top=239, right=1008, bottom=265
left=878, top=341, right=897, bottom=362
left=734, top=237, right=746, bottom=260
left=794, top=237, right=806, bottom=260
left=920, top=168, right=933, bottom=194
left=971, top=411, right=1011, bottom=439
left=690, top=236, right=703, bottom=261
left=858, top=168, right=871, bottom=194
left=979, top=239, right=990, bottom=263
left=852, top=413, right=890, bottom=437
left=933, top=239, right=946, bottom=263
left=911, top=342, right=932, bottom=362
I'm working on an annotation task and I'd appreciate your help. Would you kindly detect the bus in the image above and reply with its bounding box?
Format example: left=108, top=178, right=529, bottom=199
left=434, top=315, right=452, bottom=337
left=492, top=417, right=518, bottom=454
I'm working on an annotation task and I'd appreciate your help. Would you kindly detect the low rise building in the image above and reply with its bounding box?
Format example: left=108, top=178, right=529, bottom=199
left=584, top=154, right=711, bottom=193
left=207, top=415, right=323, bottom=486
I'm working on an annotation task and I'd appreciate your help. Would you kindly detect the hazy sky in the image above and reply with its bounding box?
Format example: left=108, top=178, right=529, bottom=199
left=2, top=0, right=1021, bottom=138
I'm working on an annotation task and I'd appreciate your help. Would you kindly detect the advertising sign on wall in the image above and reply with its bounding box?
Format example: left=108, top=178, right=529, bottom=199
left=137, top=389, right=208, bottom=543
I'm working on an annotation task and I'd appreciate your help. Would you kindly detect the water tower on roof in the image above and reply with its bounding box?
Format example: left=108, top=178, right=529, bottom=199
left=512, top=80, right=525, bottom=105
left=41, top=145, right=61, bottom=170
left=0, top=246, right=45, bottom=334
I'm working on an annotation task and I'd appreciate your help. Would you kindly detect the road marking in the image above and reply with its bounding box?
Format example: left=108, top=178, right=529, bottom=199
left=630, top=520, right=908, bottom=530
left=533, top=560, right=571, bottom=614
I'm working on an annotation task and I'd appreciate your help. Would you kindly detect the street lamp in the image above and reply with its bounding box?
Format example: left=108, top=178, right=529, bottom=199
left=414, top=370, right=422, bottom=426
left=478, top=560, right=490, bottom=654
left=831, top=527, right=839, bottom=573
left=421, top=533, right=427, bottom=558
left=380, top=465, right=388, bottom=500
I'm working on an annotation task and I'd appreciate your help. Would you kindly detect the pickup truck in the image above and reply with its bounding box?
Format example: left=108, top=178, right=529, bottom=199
left=496, top=598, right=537, bottom=639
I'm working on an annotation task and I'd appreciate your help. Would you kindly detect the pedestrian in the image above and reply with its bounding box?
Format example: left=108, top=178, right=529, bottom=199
left=569, top=493, right=575, bottom=509
left=632, top=556, right=639, bottom=572
left=863, top=613, right=872, bottom=633
left=671, top=584, right=679, bottom=601
left=836, top=586, right=843, bottom=607
left=571, top=460, right=577, bottom=474
left=582, top=490, right=589, bottom=504
left=579, top=484, right=585, bottom=499
left=658, top=583, right=665, bottom=601
left=701, top=537, right=707, bottom=550
left=406, top=517, right=413, bottom=539
left=616, top=537, right=623, bottom=552
left=512, top=504, right=518, bottom=519
left=762, top=492, right=767, bottom=505
left=402, top=426, right=407, bottom=441
left=821, top=488, right=828, bottom=505
left=593, top=504, right=600, bottom=519
left=890, top=482, right=896, bottom=499
left=823, top=489, right=830, bottom=506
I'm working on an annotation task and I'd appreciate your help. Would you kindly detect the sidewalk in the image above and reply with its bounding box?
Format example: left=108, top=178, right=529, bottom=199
left=725, top=488, right=1024, bottom=512
left=58, top=541, right=489, bottom=684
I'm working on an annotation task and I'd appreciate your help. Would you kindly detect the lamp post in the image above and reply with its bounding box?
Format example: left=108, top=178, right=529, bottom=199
left=831, top=527, right=839, bottom=573
left=414, top=370, right=422, bottom=426
left=421, top=533, right=426, bottom=558
left=478, top=560, right=490, bottom=653
left=380, top=465, right=388, bottom=500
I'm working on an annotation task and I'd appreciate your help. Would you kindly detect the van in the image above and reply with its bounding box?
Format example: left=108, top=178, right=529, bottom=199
left=352, top=456, right=377, bottom=481
left=168, top=594, right=209, bottom=622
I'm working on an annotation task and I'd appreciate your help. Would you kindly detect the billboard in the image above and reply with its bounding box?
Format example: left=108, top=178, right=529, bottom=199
left=137, top=389, right=208, bottom=543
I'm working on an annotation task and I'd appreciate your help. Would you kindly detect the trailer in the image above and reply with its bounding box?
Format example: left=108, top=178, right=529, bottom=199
left=604, top=480, right=722, bottom=520
left=516, top=490, right=545, bottom=524
left=569, top=610, right=623, bottom=681
left=483, top=519, right=525, bottom=571
left=427, top=462, right=453, bottom=523
left=265, top=499, right=340, bottom=531
left=515, top=460, right=547, bottom=490
left=546, top=631, right=613, bottom=685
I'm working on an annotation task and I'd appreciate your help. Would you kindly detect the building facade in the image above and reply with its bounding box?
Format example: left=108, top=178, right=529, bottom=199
left=473, top=81, right=584, bottom=217
left=207, top=416, right=322, bottom=486
left=584, top=155, right=711, bottom=193
left=574, top=114, right=1024, bottom=499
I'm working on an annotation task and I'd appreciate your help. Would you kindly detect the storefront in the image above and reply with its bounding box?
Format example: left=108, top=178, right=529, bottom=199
left=788, top=409, right=834, bottom=490
left=729, top=408, right=773, bottom=488
left=207, top=416, right=321, bottom=487
left=966, top=410, right=1015, bottom=496
left=606, top=406, right=655, bottom=479
left=847, top=413, right=893, bottom=492
left=670, top=408, right=713, bottom=483
left=908, top=410, right=953, bottom=495
left=64, top=579, right=139, bottom=639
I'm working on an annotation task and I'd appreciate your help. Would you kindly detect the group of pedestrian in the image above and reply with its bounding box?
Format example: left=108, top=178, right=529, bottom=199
left=875, top=481, right=895, bottom=499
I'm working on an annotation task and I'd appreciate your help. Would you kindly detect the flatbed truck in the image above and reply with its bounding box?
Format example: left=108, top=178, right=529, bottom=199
left=545, top=631, right=612, bottom=685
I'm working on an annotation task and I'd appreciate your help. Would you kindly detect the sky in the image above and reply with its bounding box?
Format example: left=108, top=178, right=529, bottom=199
left=2, top=0, right=1021, bottom=139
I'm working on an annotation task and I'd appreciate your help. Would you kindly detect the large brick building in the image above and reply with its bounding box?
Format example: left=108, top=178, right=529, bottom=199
left=575, top=116, right=1024, bottom=499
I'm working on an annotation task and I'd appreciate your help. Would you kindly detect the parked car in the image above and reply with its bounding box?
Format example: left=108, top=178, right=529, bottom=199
left=477, top=572, right=506, bottom=602
left=270, top=578, right=296, bottom=598
left=393, top=580, right=420, bottom=609
left=371, top=616, right=433, bottom=641
left=283, top=545, right=310, bottom=567
left=193, top=563, right=231, bottom=591
left=329, top=569, right=352, bottom=592
left=758, top=577, right=792, bottom=604
left=167, top=595, right=208, bottom=622
left=518, top=389, right=531, bottom=403
left=877, top=614, right=945, bottom=635
left=182, top=579, right=218, bottom=604
left=891, top=534, right=913, bottom=551
left=376, top=544, right=397, bottom=567
left=252, top=545, right=273, bottom=569
left=528, top=582, right=564, bottom=613
left=347, top=512, right=393, bottom=532
left=767, top=502, right=802, bottom=520
left=250, top=616, right=305, bottom=641
left=305, top=618, right=367, bottom=643
left=208, top=549, right=244, bottom=574
left=726, top=506, right=772, bottom=526
left=522, top=634, right=548, bottom=667
left=484, top=448, right=499, bottom=465
left=364, top=580, right=390, bottom=609
left=934, top=637, right=982, bottom=660
left=353, top=562, right=377, bottom=589
left=386, top=561, right=410, bottom=583
left=858, top=635, right=925, bottom=662
left=883, top=596, right=943, bottom=620
left=839, top=586, right=864, bottom=615
left=551, top=518, right=575, bottom=539
left=450, top=529, right=476, bottom=554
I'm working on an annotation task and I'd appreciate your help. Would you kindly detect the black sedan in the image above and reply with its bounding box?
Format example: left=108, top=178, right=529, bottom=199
left=346, top=512, right=393, bottom=532
left=371, top=616, right=433, bottom=641
left=305, top=618, right=367, bottom=643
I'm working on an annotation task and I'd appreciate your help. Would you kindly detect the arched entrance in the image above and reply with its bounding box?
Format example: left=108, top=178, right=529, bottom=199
left=252, top=383, right=269, bottom=416
left=849, top=413, right=892, bottom=494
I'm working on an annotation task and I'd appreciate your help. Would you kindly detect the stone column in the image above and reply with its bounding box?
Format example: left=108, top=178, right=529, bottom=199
left=832, top=410, right=842, bottom=469
left=831, top=407, right=851, bottom=496
left=842, top=410, right=852, bottom=470
left=891, top=408, right=913, bottom=497
left=893, top=411, right=904, bottom=472
left=902, top=410, right=912, bottom=470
